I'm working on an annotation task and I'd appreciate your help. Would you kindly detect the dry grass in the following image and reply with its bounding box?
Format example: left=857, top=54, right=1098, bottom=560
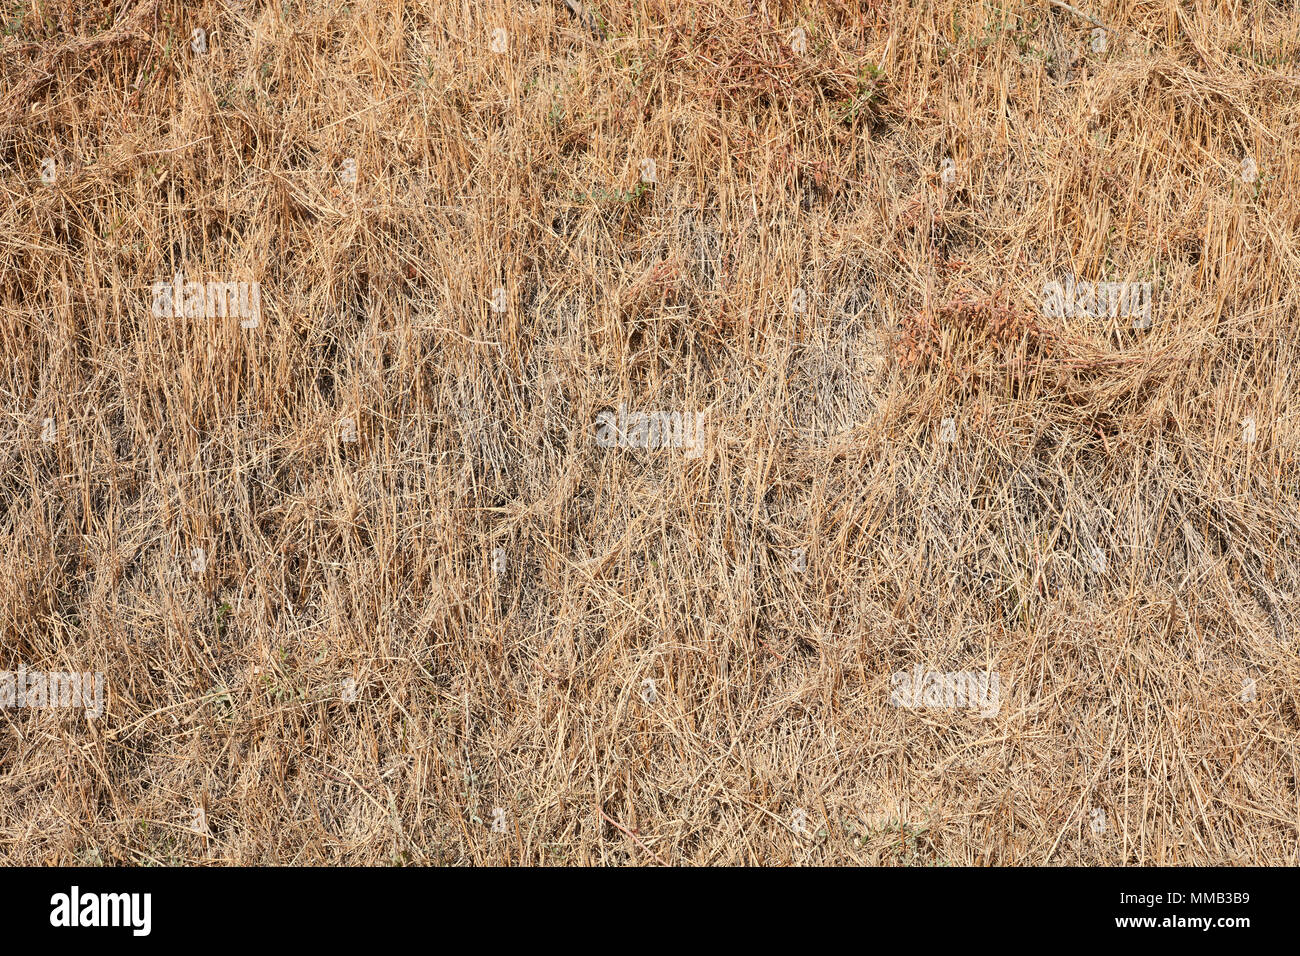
left=1, top=0, right=1298, bottom=865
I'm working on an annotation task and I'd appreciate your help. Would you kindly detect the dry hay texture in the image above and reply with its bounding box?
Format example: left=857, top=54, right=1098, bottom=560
left=0, top=0, right=1298, bottom=867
